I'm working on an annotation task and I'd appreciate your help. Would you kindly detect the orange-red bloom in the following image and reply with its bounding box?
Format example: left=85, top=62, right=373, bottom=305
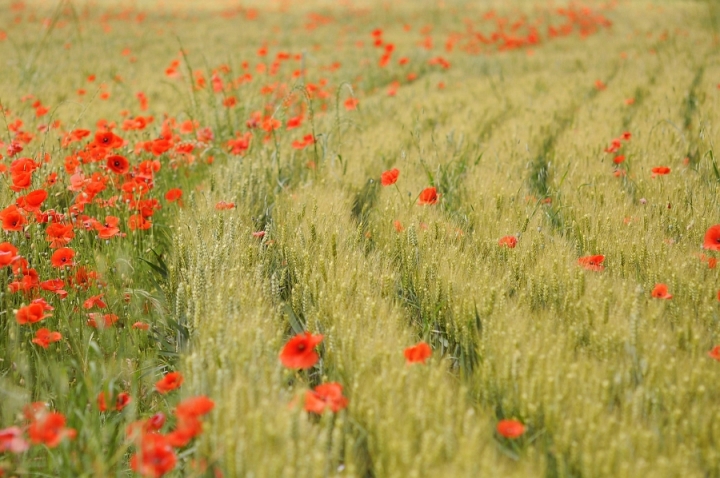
left=709, top=345, right=720, bottom=361
left=175, top=396, right=215, bottom=419
left=0, top=426, right=29, bottom=454
left=279, top=332, right=324, bottom=369
left=115, top=392, right=131, bottom=411
left=83, top=293, right=107, bottom=309
left=498, top=236, right=517, bottom=248
left=130, top=433, right=177, bottom=477
left=31, top=328, right=62, bottom=348
left=166, top=416, right=202, bottom=448
left=578, top=255, right=604, bottom=271
left=93, top=131, right=123, bottom=149
left=418, top=187, right=438, bottom=205
left=304, top=382, right=348, bottom=414
left=26, top=405, right=76, bottom=448
left=0, top=205, right=26, bottom=232
left=496, top=419, right=525, bottom=439
left=128, top=214, right=152, bottom=231
left=155, top=371, right=184, bottom=394
left=651, top=283, right=672, bottom=300
left=106, top=154, right=130, bottom=174
left=97, top=391, right=108, bottom=412
left=164, top=188, right=183, bottom=202
left=166, top=395, right=215, bottom=448
left=18, top=189, right=48, bottom=212
left=50, top=247, right=75, bottom=268
left=0, top=242, right=20, bottom=268
left=96, top=216, right=121, bottom=239
left=344, top=98, right=359, bottom=110
left=87, top=313, right=119, bottom=328
left=651, top=166, right=670, bottom=177
left=381, top=168, right=399, bottom=186
left=404, top=341, right=432, bottom=364
left=215, top=201, right=235, bottom=210
left=46, top=223, right=75, bottom=248
left=16, top=303, right=51, bottom=325
left=703, top=225, right=720, bottom=251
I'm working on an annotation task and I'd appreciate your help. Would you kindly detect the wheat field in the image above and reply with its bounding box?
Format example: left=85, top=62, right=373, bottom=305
left=0, top=0, right=719, bottom=476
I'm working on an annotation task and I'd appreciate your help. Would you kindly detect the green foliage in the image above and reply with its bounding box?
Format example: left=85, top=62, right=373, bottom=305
left=2, top=0, right=720, bottom=477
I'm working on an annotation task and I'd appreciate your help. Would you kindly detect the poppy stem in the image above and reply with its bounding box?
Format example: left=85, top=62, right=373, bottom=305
left=409, top=191, right=422, bottom=209
left=393, top=183, right=404, bottom=203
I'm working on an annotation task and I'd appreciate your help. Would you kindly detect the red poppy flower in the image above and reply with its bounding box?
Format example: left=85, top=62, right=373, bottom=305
left=709, top=346, right=720, bottom=361
left=96, top=216, right=121, bottom=239
left=174, top=398, right=212, bottom=420
left=127, top=414, right=167, bottom=440
left=215, top=201, right=235, bottom=210
left=496, top=419, right=525, bottom=439
left=27, top=407, right=76, bottom=448
left=223, top=96, right=237, bottom=108
left=498, top=236, right=517, bottom=248
left=381, top=168, right=399, bottom=186
left=93, top=131, right=123, bottom=149
left=286, top=115, right=304, bottom=129
left=703, top=225, right=720, bottom=251
left=651, top=166, right=670, bottom=177
left=404, top=342, right=432, bottom=364
left=16, top=303, right=51, bottom=325
left=166, top=416, right=203, bottom=448
left=97, top=392, right=108, bottom=412
left=155, top=371, right=184, bottom=394
left=31, top=328, right=62, bottom=348
left=128, top=214, right=152, bottom=231
left=344, top=98, right=359, bottom=110
left=106, top=154, right=130, bottom=174
left=46, top=223, right=75, bottom=248
left=71, top=266, right=100, bottom=290
left=10, top=171, right=32, bottom=191
left=578, top=255, right=604, bottom=271
left=166, top=396, right=215, bottom=448
left=0, top=426, right=29, bottom=454
left=418, top=187, right=438, bottom=205
left=83, top=293, right=107, bottom=309
left=613, top=155, right=625, bottom=165
left=132, top=321, right=150, bottom=330
left=279, top=332, right=324, bottom=369
left=87, top=313, right=118, bottom=328
left=604, top=139, right=622, bottom=154
left=651, top=283, right=672, bottom=300
left=0, top=205, right=26, bottom=232
left=51, top=247, right=75, bottom=268
left=130, top=433, right=177, bottom=478
left=115, top=392, right=131, bottom=411
left=0, top=242, right=20, bottom=268
left=291, top=134, right=315, bottom=149
left=18, top=189, right=48, bottom=212
left=164, top=188, right=182, bottom=202
left=304, top=382, right=348, bottom=414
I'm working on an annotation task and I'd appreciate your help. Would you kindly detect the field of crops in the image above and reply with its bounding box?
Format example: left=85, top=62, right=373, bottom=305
left=1, top=0, right=720, bottom=476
